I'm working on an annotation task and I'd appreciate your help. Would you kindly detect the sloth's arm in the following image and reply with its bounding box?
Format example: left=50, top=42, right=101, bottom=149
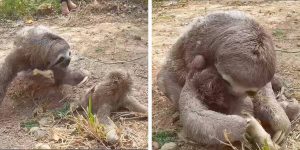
left=253, top=82, right=291, bottom=144
left=122, top=95, right=147, bottom=113
left=179, top=80, right=248, bottom=145
left=0, top=50, right=28, bottom=103
left=52, top=68, right=86, bottom=86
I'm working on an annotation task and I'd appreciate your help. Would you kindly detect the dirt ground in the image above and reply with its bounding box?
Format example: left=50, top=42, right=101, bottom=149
left=152, top=1, right=300, bottom=150
left=0, top=1, right=148, bottom=149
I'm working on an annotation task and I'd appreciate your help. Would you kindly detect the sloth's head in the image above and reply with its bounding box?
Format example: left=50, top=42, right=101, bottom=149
left=15, top=26, right=72, bottom=69
left=214, top=22, right=276, bottom=96
left=46, top=34, right=71, bottom=69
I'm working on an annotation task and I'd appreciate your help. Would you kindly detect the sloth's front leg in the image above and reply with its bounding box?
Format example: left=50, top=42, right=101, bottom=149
left=179, top=80, right=248, bottom=145
left=52, top=68, right=87, bottom=86
left=253, top=82, right=291, bottom=144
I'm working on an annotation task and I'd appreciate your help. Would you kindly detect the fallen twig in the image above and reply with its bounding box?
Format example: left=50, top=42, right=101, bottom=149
left=120, top=116, right=147, bottom=121
left=97, top=55, right=146, bottom=64
left=136, top=74, right=148, bottom=79
left=275, top=49, right=300, bottom=53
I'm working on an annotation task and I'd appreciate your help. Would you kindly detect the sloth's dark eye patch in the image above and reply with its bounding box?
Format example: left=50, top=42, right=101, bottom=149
left=54, top=56, right=65, bottom=66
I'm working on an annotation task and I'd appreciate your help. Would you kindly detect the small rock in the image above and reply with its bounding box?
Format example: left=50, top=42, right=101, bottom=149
left=33, top=107, right=45, bottom=116
left=34, top=143, right=51, bottom=149
left=133, top=35, right=142, bottom=41
left=152, top=141, right=160, bottom=150
left=29, top=127, right=39, bottom=133
left=29, top=127, right=47, bottom=140
left=160, top=142, right=177, bottom=150
left=38, top=117, right=53, bottom=127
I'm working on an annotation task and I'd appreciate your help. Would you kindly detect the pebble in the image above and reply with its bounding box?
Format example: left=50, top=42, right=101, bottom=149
left=152, top=141, right=160, bottom=150
left=34, top=143, right=51, bottom=149
left=38, top=117, right=53, bottom=127
left=133, top=35, right=142, bottom=41
left=29, top=127, right=48, bottom=140
left=160, top=142, right=177, bottom=150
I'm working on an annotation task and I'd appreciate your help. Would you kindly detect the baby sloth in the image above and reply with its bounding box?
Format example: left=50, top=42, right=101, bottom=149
left=80, top=70, right=147, bottom=144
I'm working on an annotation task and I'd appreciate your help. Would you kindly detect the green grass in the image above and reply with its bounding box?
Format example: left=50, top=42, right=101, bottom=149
left=153, top=131, right=177, bottom=146
left=272, top=29, right=286, bottom=39
left=262, top=139, right=271, bottom=150
left=95, top=48, right=103, bottom=53
left=53, top=102, right=71, bottom=119
left=20, top=119, right=39, bottom=129
left=74, top=95, right=106, bottom=143
left=88, top=95, right=95, bottom=124
left=0, top=0, right=60, bottom=20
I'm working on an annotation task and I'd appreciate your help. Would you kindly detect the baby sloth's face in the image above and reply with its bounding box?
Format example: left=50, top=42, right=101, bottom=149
left=107, top=71, right=133, bottom=87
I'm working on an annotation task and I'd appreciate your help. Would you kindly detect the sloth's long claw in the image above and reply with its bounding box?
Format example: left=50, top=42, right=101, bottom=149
left=272, top=130, right=283, bottom=144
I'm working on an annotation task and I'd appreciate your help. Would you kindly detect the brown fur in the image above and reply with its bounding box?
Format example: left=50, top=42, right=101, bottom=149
left=0, top=26, right=84, bottom=104
left=280, top=100, right=300, bottom=121
left=179, top=68, right=249, bottom=145
left=80, top=70, right=147, bottom=143
left=158, top=11, right=292, bottom=148
left=180, top=68, right=280, bottom=149
left=157, top=11, right=275, bottom=105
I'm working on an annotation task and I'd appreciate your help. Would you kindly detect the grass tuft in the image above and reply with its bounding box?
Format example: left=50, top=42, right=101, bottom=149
left=272, top=29, right=286, bottom=39
left=53, top=102, right=71, bottom=119
left=20, top=119, right=39, bottom=129
left=73, top=95, right=107, bottom=147
left=0, top=0, right=60, bottom=20
left=153, top=131, right=177, bottom=147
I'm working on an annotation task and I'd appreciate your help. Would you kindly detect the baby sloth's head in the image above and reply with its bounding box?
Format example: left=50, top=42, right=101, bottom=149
left=106, top=70, right=133, bottom=90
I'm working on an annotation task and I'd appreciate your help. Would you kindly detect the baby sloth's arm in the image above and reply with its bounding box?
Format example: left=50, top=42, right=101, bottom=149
left=96, top=104, right=119, bottom=144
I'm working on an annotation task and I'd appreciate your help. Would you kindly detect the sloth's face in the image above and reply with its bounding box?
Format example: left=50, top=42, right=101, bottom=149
left=51, top=50, right=71, bottom=68
left=220, top=71, right=259, bottom=97
left=48, top=42, right=71, bottom=69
